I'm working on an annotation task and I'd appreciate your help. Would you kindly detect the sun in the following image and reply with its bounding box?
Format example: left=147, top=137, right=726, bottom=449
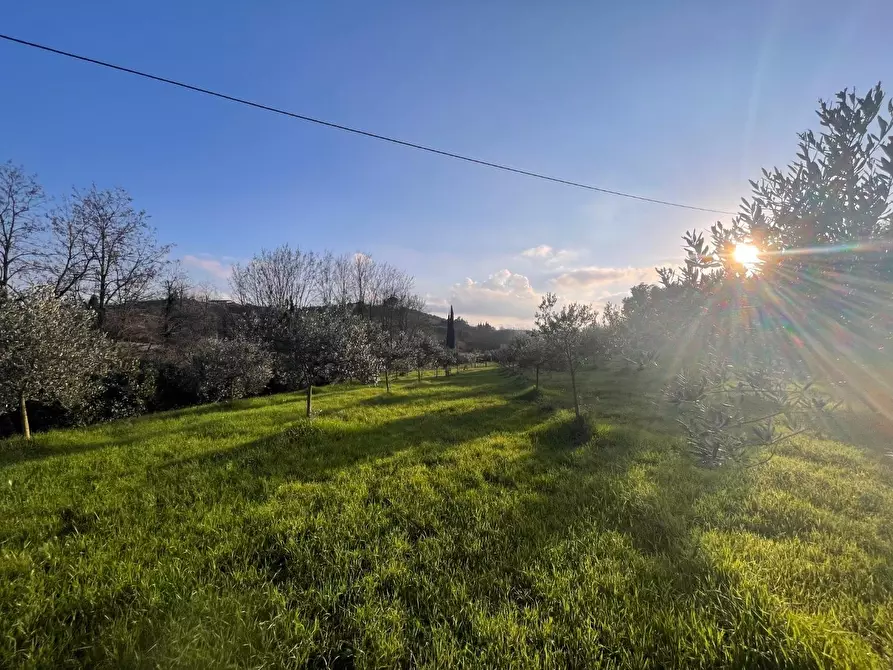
left=733, top=243, right=761, bottom=270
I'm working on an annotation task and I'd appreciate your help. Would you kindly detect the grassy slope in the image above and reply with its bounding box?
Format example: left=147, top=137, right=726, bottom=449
left=1, top=367, right=892, bottom=669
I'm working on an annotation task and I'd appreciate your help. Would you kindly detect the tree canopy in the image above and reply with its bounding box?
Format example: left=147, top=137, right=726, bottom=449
left=0, top=286, right=118, bottom=438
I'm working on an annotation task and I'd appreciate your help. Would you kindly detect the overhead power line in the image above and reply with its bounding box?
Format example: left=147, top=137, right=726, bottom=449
left=1, top=33, right=735, bottom=215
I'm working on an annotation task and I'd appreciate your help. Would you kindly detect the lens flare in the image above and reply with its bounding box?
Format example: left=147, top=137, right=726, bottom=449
left=733, top=243, right=761, bottom=270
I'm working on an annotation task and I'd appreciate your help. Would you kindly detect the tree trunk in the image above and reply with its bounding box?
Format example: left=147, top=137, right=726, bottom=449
left=569, top=365, right=580, bottom=418
left=535, top=364, right=540, bottom=390
left=417, top=368, right=422, bottom=382
left=305, top=384, right=312, bottom=417
left=435, top=367, right=438, bottom=378
left=385, top=365, right=391, bottom=393
left=20, top=392, right=31, bottom=440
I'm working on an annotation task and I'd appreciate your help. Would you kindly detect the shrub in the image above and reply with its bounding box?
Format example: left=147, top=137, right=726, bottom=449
left=665, top=352, right=840, bottom=466
left=80, top=358, right=158, bottom=423
left=152, top=358, right=202, bottom=410
left=190, top=338, right=273, bottom=403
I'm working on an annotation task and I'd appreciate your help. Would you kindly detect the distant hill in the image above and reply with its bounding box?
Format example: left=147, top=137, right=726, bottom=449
left=107, top=299, right=522, bottom=351
left=420, top=312, right=522, bottom=352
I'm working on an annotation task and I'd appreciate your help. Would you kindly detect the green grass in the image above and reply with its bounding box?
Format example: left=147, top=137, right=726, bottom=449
left=1, top=367, right=892, bottom=668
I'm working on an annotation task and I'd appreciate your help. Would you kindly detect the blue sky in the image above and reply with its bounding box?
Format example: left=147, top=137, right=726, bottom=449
left=2, top=1, right=891, bottom=326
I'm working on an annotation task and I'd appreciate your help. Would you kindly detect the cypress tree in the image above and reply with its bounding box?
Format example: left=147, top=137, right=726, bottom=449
left=446, top=306, right=456, bottom=349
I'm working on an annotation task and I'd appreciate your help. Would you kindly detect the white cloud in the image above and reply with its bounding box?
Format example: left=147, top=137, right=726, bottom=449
left=436, top=268, right=541, bottom=327
left=521, top=244, right=554, bottom=258
left=182, top=254, right=233, bottom=280
left=430, top=261, right=661, bottom=328
left=519, top=244, right=580, bottom=266
left=544, top=266, right=658, bottom=310
left=552, top=266, right=656, bottom=293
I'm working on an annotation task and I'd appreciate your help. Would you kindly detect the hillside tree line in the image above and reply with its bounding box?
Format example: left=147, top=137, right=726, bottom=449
left=0, top=170, right=473, bottom=437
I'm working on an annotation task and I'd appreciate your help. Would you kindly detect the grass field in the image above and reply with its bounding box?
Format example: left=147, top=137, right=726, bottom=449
left=1, top=366, right=892, bottom=668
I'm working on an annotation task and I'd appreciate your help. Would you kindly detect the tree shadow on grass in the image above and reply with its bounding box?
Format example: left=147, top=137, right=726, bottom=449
left=7, top=365, right=779, bottom=666
left=5, top=367, right=764, bottom=666
left=234, top=403, right=754, bottom=667
left=515, top=387, right=545, bottom=403
left=1, top=372, right=520, bottom=469
left=358, top=392, right=410, bottom=407
left=358, top=383, right=519, bottom=409
left=0, top=437, right=85, bottom=468
left=813, top=409, right=893, bottom=461
left=151, top=398, right=547, bottom=500
left=515, top=367, right=675, bottom=434
left=402, top=418, right=749, bottom=657
left=530, top=425, right=716, bottom=556
left=0, top=384, right=384, bottom=469
left=0, top=401, right=298, bottom=469
left=473, top=423, right=889, bottom=666
left=160, top=393, right=299, bottom=420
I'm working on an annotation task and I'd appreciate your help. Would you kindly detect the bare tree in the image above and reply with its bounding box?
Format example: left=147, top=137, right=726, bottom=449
left=333, top=253, right=353, bottom=306
left=0, top=162, right=45, bottom=295
left=41, top=195, right=93, bottom=299
left=367, top=260, right=387, bottom=319
left=313, top=251, right=337, bottom=306
left=230, top=244, right=318, bottom=309
left=150, top=264, right=225, bottom=346
left=159, top=261, right=192, bottom=344
left=371, top=262, right=423, bottom=332
left=74, top=187, right=170, bottom=326
left=352, top=252, right=375, bottom=316
left=372, top=262, right=398, bottom=306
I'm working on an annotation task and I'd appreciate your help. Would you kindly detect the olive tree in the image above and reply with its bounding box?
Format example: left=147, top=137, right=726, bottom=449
left=0, top=286, right=117, bottom=439
left=535, top=292, right=597, bottom=418
left=665, top=355, right=839, bottom=467
left=648, top=87, right=893, bottom=465
left=412, top=331, right=440, bottom=382
left=373, top=326, right=413, bottom=392
left=274, top=308, right=379, bottom=416
left=511, top=332, right=550, bottom=389
left=189, top=338, right=273, bottom=403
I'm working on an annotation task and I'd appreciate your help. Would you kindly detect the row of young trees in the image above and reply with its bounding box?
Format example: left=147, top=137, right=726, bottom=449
left=0, top=164, right=475, bottom=438
left=501, top=84, right=893, bottom=466
left=497, top=293, right=600, bottom=420
left=7, top=83, right=886, bottom=450
left=0, top=258, right=466, bottom=438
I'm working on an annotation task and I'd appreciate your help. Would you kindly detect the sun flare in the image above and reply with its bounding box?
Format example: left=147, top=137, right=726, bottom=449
left=733, top=243, right=761, bottom=269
